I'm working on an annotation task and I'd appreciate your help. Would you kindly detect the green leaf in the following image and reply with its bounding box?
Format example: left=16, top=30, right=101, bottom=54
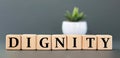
left=79, top=12, right=84, bottom=17
left=72, top=7, right=79, bottom=18
left=65, top=10, right=72, bottom=21
left=64, top=7, right=86, bottom=22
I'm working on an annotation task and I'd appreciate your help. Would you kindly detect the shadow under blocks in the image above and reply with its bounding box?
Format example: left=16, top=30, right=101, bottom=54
left=6, top=34, right=112, bottom=50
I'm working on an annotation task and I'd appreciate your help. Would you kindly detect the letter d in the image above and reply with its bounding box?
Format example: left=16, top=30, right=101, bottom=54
left=6, top=35, right=21, bottom=50
left=9, top=37, right=19, bottom=48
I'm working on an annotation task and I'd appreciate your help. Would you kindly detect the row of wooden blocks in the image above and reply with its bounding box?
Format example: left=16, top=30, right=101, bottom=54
left=6, top=34, right=112, bottom=50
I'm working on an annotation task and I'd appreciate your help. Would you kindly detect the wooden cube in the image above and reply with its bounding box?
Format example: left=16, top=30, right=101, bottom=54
left=22, top=34, right=36, bottom=50
left=6, top=34, right=21, bottom=50
left=67, top=35, right=82, bottom=50
left=96, top=35, right=112, bottom=50
left=82, top=35, right=97, bottom=50
left=52, top=35, right=66, bottom=50
left=37, top=35, right=51, bottom=50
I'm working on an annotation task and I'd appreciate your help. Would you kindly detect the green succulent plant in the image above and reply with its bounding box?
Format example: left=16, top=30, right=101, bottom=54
left=65, top=7, right=85, bottom=22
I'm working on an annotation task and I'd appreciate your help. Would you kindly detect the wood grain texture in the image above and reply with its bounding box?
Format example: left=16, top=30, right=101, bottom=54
left=6, top=34, right=21, bottom=50
left=82, top=35, right=97, bottom=50
left=52, top=35, right=67, bottom=50
left=37, top=35, right=51, bottom=50
left=22, top=34, right=36, bottom=50
left=67, top=35, right=82, bottom=50
left=97, top=35, right=112, bottom=50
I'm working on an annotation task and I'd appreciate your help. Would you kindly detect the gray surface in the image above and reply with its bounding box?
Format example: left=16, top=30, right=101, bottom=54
left=0, top=38, right=120, bottom=58
left=0, top=0, right=120, bottom=58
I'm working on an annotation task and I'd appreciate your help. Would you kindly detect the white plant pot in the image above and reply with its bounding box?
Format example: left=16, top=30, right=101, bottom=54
left=62, top=21, right=87, bottom=34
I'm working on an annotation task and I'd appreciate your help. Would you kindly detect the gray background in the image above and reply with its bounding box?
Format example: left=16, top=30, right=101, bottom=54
left=0, top=0, right=120, bottom=58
